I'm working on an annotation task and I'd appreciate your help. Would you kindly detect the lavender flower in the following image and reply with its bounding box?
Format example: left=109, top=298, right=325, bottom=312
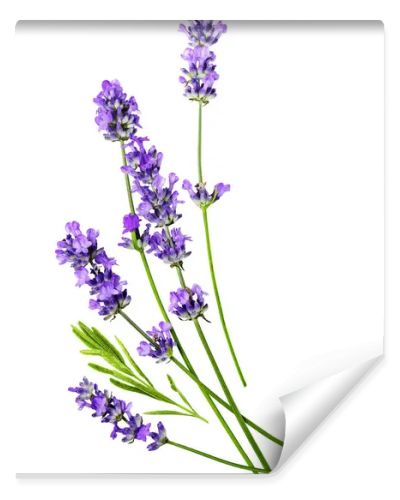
left=134, top=173, right=183, bottom=227
left=179, top=46, right=219, bottom=104
left=147, top=421, right=168, bottom=451
left=137, top=321, right=175, bottom=363
left=69, top=378, right=155, bottom=445
left=119, top=222, right=151, bottom=251
left=56, top=222, right=131, bottom=320
left=147, top=227, right=191, bottom=267
left=55, top=222, right=99, bottom=269
left=179, top=21, right=227, bottom=104
left=179, top=20, right=227, bottom=47
left=169, top=284, right=208, bottom=321
left=182, top=180, right=230, bottom=208
left=94, top=79, right=140, bottom=142
left=122, top=137, right=163, bottom=185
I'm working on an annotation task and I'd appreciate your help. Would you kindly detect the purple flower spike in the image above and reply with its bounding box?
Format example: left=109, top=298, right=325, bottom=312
left=69, top=378, right=156, bottom=447
left=94, top=80, right=141, bottom=142
left=147, top=421, right=168, bottom=451
left=169, top=284, right=209, bottom=321
left=137, top=321, right=175, bottom=363
left=147, top=227, right=192, bottom=267
left=182, top=180, right=230, bottom=208
left=134, top=173, right=183, bottom=227
left=179, top=20, right=227, bottom=47
left=124, top=137, right=163, bottom=185
left=179, top=21, right=227, bottom=104
left=56, top=222, right=131, bottom=320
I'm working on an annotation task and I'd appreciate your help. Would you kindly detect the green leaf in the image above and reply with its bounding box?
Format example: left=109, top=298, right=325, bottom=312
left=80, top=349, right=103, bottom=356
left=143, top=410, right=193, bottom=417
left=77, top=322, right=125, bottom=363
left=100, top=353, right=134, bottom=377
left=71, top=325, right=98, bottom=349
left=115, top=336, right=154, bottom=387
left=109, top=378, right=158, bottom=400
left=167, top=374, right=194, bottom=412
left=87, top=363, right=138, bottom=385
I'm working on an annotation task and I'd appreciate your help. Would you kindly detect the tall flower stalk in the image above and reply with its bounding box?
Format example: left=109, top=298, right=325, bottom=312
left=179, top=21, right=247, bottom=387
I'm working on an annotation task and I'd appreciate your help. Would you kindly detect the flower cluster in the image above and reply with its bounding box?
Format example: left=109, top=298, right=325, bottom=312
left=137, top=321, right=175, bottom=363
left=56, top=221, right=131, bottom=319
left=147, top=227, right=191, bottom=267
left=169, top=284, right=208, bottom=321
left=94, top=79, right=141, bottom=142
left=179, top=21, right=227, bottom=104
left=182, top=180, right=230, bottom=208
left=122, top=137, right=163, bottom=185
left=179, top=20, right=227, bottom=47
left=134, top=173, right=183, bottom=227
left=69, top=377, right=167, bottom=450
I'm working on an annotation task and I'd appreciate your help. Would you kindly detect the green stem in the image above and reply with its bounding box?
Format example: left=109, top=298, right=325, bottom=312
left=168, top=441, right=268, bottom=473
left=118, top=147, right=256, bottom=469
left=196, top=105, right=247, bottom=387
left=118, top=310, right=283, bottom=447
left=197, top=102, right=203, bottom=182
left=172, top=357, right=283, bottom=447
left=193, top=318, right=271, bottom=472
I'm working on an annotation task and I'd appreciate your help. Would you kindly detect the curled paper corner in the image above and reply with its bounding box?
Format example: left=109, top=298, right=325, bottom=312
left=268, top=354, right=383, bottom=472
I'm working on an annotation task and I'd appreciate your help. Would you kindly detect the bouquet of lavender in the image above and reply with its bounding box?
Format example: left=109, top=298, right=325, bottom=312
left=56, top=21, right=283, bottom=473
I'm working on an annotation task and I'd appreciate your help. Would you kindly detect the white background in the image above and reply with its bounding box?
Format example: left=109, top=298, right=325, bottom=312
left=1, top=0, right=399, bottom=498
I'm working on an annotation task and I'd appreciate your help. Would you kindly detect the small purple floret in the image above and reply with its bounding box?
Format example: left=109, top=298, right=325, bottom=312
left=147, top=421, right=168, bottom=451
left=137, top=321, right=175, bottom=363
left=169, top=284, right=208, bottom=321
left=182, top=180, right=230, bottom=208
left=147, top=227, right=191, bottom=267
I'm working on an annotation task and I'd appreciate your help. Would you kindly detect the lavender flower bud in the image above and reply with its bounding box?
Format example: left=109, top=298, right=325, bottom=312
left=179, top=21, right=227, bottom=104
left=147, top=422, right=168, bottom=451
left=56, top=222, right=131, bottom=320
left=169, top=284, right=208, bottom=321
left=179, top=20, right=227, bottom=47
left=69, top=378, right=155, bottom=445
left=134, top=173, right=183, bottom=227
left=182, top=180, right=230, bottom=208
left=94, top=80, right=141, bottom=142
left=147, top=227, right=191, bottom=267
left=137, top=321, right=175, bottom=363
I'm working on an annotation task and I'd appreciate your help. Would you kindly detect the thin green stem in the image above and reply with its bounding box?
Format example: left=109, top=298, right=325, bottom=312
left=168, top=441, right=268, bottom=473
left=172, top=357, right=283, bottom=447
left=118, top=311, right=283, bottom=447
left=193, top=318, right=271, bottom=472
left=202, top=207, right=247, bottom=387
left=196, top=105, right=247, bottom=387
left=197, top=102, right=203, bottom=182
left=118, top=148, right=255, bottom=469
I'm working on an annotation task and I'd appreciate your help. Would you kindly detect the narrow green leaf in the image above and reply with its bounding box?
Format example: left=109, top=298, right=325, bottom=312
left=101, top=354, right=134, bottom=377
left=109, top=378, right=158, bottom=400
left=91, top=326, right=125, bottom=363
left=143, top=410, right=193, bottom=417
left=167, top=374, right=194, bottom=411
left=71, top=325, right=98, bottom=349
left=115, top=336, right=154, bottom=387
left=87, top=363, right=138, bottom=386
left=80, top=349, right=103, bottom=356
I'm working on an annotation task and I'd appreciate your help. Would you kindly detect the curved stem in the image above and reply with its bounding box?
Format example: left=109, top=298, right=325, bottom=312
left=193, top=318, right=271, bottom=472
left=168, top=441, right=267, bottom=473
left=196, top=105, right=247, bottom=387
